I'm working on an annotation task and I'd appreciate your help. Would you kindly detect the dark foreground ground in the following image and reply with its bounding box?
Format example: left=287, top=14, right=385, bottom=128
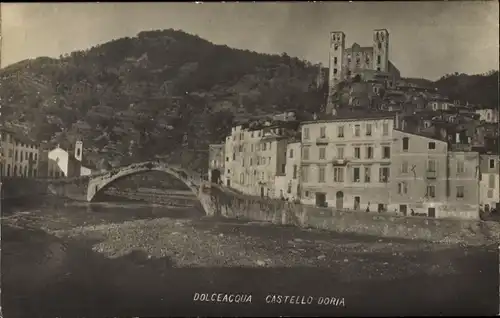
left=1, top=193, right=499, bottom=317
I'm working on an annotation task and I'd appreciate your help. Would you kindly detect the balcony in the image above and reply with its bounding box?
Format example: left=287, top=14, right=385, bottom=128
left=331, top=158, right=348, bottom=166
left=316, top=136, right=329, bottom=145
left=426, top=170, right=437, bottom=179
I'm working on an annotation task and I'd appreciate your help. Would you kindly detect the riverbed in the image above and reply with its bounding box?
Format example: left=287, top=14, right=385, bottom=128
left=1, top=193, right=498, bottom=317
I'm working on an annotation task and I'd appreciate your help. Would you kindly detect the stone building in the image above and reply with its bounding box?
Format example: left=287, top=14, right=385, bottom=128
left=0, top=127, right=40, bottom=178
left=327, top=29, right=401, bottom=113
left=299, top=113, right=395, bottom=210
left=479, top=154, right=500, bottom=212
left=208, top=144, right=225, bottom=184
left=391, top=130, right=480, bottom=219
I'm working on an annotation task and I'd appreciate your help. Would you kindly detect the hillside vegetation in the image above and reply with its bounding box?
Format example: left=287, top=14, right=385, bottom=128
left=0, top=29, right=497, bottom=171
left=0, top=29, right=327, bottom=170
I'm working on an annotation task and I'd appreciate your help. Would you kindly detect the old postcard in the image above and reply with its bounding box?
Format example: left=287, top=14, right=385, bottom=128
left=1, top=2, right=499, bottom=317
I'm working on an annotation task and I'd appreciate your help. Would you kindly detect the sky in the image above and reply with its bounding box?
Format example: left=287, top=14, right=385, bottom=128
left=1, top=2, right=499, bottom=80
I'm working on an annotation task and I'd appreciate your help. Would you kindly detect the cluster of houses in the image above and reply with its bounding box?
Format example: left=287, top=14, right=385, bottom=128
left=0, top=126, right=94, bottom=179
left=208, top=106, right=499, bottom=221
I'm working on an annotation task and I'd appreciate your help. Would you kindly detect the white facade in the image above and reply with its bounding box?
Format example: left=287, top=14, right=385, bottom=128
left=47, top=141, right=92, bottom=178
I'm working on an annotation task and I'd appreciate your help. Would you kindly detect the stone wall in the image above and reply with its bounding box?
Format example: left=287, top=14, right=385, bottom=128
left=1, top=177, right=89, bottom=201
left=209, top=186, right=500, bottom=246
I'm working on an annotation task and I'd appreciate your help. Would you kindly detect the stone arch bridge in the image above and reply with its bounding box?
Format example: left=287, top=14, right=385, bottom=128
left=86, top=161, right=218, bottom=214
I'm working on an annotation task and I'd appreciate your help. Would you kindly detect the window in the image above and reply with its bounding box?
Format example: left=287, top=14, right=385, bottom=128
left=256, top=144, right=260, bottom=151
left=382, top=146, right=391, bottom=159
left=301, top=166, right=309, bottom=182
left=382, top=123, right=389, bottom=136
left=398, top=182, right=408, bottom=194
left=251, top=144, right=254, bottom=152
left=240, top=173, right=244, bottom=184
left=378, top=42, right=382, bottom=50
left=333, top=68, right=338, bottom=74
left=428, top=142, right=436, bottom=150
left=293, top=165, right=297, bottom=179
left=364, top=166, right=371, bottom=183
left=334, top=57, right=338, bottom=64
left=318, top=166, right=326, bottom=183
left=426, top=185, right=436, bottom=198
left=402, top=161, right=409, bottom=173
left=262, top=157, right=266, bottom=165
left=319, top=147, right=326, bottom=160
left=456, top=186, right=464, bottom=198
left=365, top=146, right=373, bottom=159
left=304, top=191, right=310, bottom=198
left=15, top=150, right=18, bottom=161
left=379, top=167, right=390, bottom=183
left=366, top=124, right=372, bottom=136
left=8, top=149, right=12, bottom=158
left=281, top=164, right=286, bottom=174
left=457, top=160, right=464, bottom=173
left=489, top=174, right=495, bottom=188
left=353, top=167, right=360, bottom=182
left=303, top=147, right=310, bottom=160
left=402, top=137, right=409, bottom=151
left=257, top=157, right=260, bottom=165
left=333, top=167, right=344, bottom=182
left=250, top=158, right=253, bottom=166
left=289, top=149, right=294, bottom=158
left=334, top=44, right=338, bottom=51
left=354, top=147, right=360, bottom=159
left=337, top=147, right=344, bottom=159
left=261, top=172, right=265, bottom=180
left=377, top=55, right=381, bottom=64
left=303, top=127, right=310, bottom=140
left=262, top=143, right=267, bottom=151
left=338, top=126, right=344, bottom=137
left=320, top=126, right=326, bottom=138
left=354, top=125, right=360, bottom=137
left=428, top=159, right=436, bottom=172
left=490, top=159, right=495, bottom=169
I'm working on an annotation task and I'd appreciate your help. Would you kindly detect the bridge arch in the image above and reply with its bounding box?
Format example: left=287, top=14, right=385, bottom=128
left=86, top=162, right=216, bottom=215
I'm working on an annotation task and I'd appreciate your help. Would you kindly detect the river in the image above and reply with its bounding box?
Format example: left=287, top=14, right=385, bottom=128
left=1, top=190, right=498, bottom=317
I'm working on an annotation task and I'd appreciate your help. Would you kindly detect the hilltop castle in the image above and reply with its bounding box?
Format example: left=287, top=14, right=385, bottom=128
left=327, top=29, right=401, bottom=113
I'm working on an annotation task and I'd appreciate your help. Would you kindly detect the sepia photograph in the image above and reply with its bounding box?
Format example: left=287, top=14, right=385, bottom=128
left=0, top=2, right=499, bottom=317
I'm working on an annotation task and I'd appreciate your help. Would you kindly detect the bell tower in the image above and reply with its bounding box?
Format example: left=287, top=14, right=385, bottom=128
left=327, top=31, right=345, bottom=115
left=372, top=29, right=389, bottom=73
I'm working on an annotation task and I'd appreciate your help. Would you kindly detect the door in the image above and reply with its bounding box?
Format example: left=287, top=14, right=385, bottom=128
left=210, top=169, right=221, bottom=183
left=354, top=196, right=360, bottom=210
left=260, top=187, right=265, bottom=198
left=428, top=207, right=436, bottom=218
left=399, top=204, right=407, bottom=216
left=226, top=179, right=231, bottom=187
left=336, top=191, right=344, bottom=209
left=315, top=192, right=326, bottom=207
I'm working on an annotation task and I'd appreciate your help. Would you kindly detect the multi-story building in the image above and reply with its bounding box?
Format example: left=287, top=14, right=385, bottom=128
left=275, top=141, right=301, bottom=201
left=299, top=113, right=395, bottom=210
left=391, top=130, right=480, bottom=219
left=0, top=127, right=40, bottom=178
left=327, top=29, right=401, bottom=113
left=479, top=154, right=500, bottom=212
left=222, top=118, right=299, bottom=198
left=208, top=144, right=225, bottom=184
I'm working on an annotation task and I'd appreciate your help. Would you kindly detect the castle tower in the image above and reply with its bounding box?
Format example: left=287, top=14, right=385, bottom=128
left=327, top=31, right=346, bottom=114
left=74, top=140, right=83, bottom=162
left=372, top=29, right=389, bottom=73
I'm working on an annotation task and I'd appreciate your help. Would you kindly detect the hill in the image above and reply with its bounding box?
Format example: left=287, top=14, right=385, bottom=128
left=433, top=71, right=499, bottom=109
left=0, top=29, right=327, bottom=171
